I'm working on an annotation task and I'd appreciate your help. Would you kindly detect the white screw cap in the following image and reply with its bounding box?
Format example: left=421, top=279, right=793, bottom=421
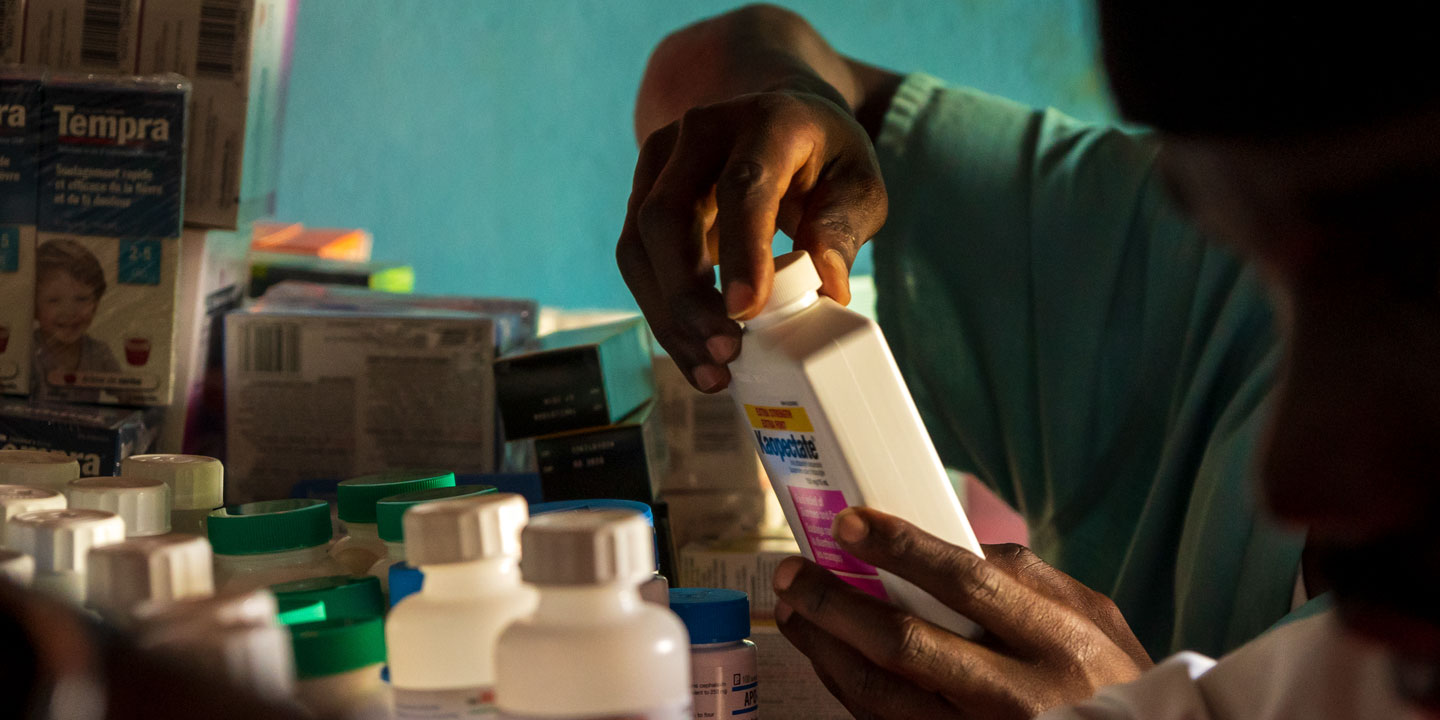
left=67, top=477, right=171, bottom=537
left=5, top=509, right=125, bottom=573
left=0, top=549, right=34, bottom=587
left=0, top=485, right=67, bottom=541
left=758, top=250, right=823, bottom=316
left=122, top=455, right=224, bottom=511
left=87, top=534, right=215, bottom=621
left=405, top=493, right=529, bottom=566
left=520, top=509, right=655, bottom=586
left=0, top=450, right=80, bottom=492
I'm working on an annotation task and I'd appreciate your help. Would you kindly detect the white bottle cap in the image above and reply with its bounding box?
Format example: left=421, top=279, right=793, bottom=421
left=0, top=450, right=81, bottom=492
left=0, top=549, right=34, bottom=587
left=520, top=509, right=655, bottom=586
left=0, top=485, right=67, bottom=541
left=121, top=455, right=225, bottom=511
left=4, top=509, right=126, bottom=574
left=760, top=250, right=823, bottom=315
left=141, top=621, right=295, bottom=700
left=67, top=477, right=171, bottom=537
left=87, top=534, right=215, bottom=620
left=132, top=587, right=280, bottom=633
left=405, top=493, right=528, bottom=566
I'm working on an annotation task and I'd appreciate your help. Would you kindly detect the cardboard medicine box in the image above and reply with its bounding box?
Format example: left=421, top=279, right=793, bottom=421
left=24, top=0, right=143, bottom=74
left=0, top=71, right=41, bottom=396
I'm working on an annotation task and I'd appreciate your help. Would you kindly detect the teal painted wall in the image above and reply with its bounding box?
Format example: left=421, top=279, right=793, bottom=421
left=274, top=1, right=1114, bottom=309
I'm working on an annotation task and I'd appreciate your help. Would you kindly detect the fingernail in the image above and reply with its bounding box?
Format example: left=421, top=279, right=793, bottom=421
left=774, top=600, right=794, bottom=623
left=725, top=281, right=755, bottom=319
left=692, top=364, right=725, bottom=392
left=832, top=508, right=868, bottom=545
left=774, top=556, right=802, bottom=592
left=706, top=335, right=739, bottom=364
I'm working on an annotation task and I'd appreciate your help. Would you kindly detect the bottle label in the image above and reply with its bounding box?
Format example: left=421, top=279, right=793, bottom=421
left=498, top=703, right=691, bottom=720
left=742, top=402, right=889, bottom=599
left=692, top=666, right=759, bottom=718
left=395, top=687, right=497, bottom=718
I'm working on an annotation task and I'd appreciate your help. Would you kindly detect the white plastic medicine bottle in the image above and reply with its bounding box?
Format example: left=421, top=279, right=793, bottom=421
left=495, top=509, right=692, bottom=720
left=331, top=470, right=456, bottom=575
left=370, top=483, right=497, bottom=595
left=0, top=485, right=67, bottom=544
left=388, top=492, right=536, bottom=719
left=87, top=533, right=214, bottom=626
left=4, top=508, right=125, bottom=604
left=669, top=588, right=758, bottom=720
left=727, top=250, right=985, bottom=638
left=66, top=476, right=172, bottom=537
left=0, top=450, right=80, bottom=492
left=121, top=454, right=225, bottom=535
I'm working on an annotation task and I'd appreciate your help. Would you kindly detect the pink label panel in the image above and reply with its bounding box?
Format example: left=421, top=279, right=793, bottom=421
left=787, top=486, right=886, bottom=600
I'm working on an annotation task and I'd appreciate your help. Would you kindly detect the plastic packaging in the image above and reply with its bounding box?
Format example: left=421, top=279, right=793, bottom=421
left=0, top=449, right=80, bottom=492
left=727, top=251, right=984, bottom=637
left=4, top=508, right=125, bottom=604
left=330, top=470, right=456, bottom=574
left=86, top=533, right=214, bottom=625
left=531, top=499, right=671, bottom=606
left=66, top=476, right=171, bottom=537
left=496, top=509, right=692, bottom=719
left=271, top=574, right=386, bottom=621
left=388, top=493, right=536, bottom=719
left=0, top=548, right=34, bottom=586
left=370, top=483, right=496, bottom=595
left=207, top=499, right=344, bottom=591
left=121, top=454, right=224, bottom=534
left=291, top=616, right=390, bottom=719
left=670, top=588, right=759, bottom=719
left=0, top=484, right=67, bottom=542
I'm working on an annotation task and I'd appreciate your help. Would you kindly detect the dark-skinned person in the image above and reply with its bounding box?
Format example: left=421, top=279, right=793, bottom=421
left=617, top=3, right=1437, bottom=718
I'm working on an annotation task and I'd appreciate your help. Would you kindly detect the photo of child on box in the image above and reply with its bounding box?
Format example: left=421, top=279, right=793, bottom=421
left=30, top=237, right=121, bottom=401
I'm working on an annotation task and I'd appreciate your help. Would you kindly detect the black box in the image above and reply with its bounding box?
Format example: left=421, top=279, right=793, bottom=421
left=0, top=399, right=162, bottom=476
left=532, top=401, right=666, bottom=505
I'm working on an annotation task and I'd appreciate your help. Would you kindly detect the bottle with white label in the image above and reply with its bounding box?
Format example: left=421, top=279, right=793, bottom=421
left=495, top=509, right=692, bottom=720
left=669, top=588, right=758, bottom=720
left=388, top=493, right=536, bottom=719
left=121, top=454, right=225, bottom=535
left=726, top=250, right=985, bottom=638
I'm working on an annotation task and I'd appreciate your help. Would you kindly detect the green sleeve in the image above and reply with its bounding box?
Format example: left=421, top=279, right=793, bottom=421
left=871, top=74, right=1304, bottom=658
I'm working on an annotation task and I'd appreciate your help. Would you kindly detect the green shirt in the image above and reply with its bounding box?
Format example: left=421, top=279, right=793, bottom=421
left=872, top=73, right=1306, bottom=659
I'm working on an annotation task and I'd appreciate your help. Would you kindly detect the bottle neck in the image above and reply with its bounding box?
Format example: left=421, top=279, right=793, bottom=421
left=744, top=290, right=819, bottom=329
left=216, top=544, right=330, bottom=571
left=342, top=522, right=379, bottom=543
left=533, top=582, right=643, bottom=622
left=419, top=556, right=523, bottom=596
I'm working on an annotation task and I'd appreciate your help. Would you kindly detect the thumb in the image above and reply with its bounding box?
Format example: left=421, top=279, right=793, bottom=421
left=791, top=160, right=888, bottom=305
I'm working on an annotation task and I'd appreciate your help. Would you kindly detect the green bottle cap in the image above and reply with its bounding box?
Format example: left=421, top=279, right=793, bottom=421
left=289, top=616, right=387, bottom=679
left=276, top=598, right=327, bottom=626
left=207, top=499, right=332, bottom=556
left=271, top=574, right=385, bottom=620
left=375, top=484, right=497, bottom=543
left=336, top=470, right=456, bottom=524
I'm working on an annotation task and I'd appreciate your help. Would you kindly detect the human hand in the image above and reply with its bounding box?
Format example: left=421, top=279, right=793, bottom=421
left=773, top=507, right=1152, bottom=720
left=616, top=90, right=888, bottom=392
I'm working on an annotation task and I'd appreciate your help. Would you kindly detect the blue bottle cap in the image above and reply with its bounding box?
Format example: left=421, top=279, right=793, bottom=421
left=668, top=588, right=750, bottom=644
left=531, top=499, right=653, bottom=527
left=389, top=562, right=425, bottom=608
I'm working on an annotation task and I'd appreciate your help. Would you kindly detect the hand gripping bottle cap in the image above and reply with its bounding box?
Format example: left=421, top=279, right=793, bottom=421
left=760, top=250, right=823, bottom=314
left=67, top=477, right=171, bottom=537
left=520, top=509, right=654, bottom=586
left=0, top=450, right=80, bottom=492
left=5, top=509, right=125, bottom=573
left=87, top=534, right=215, bottom=619
left=0, top=485, right=66, bottom=539
left=405, top=493, right=528, bottom=566
left=0, top=549, right=34, bottom=587
left=122, top=455, right=224, bottom=511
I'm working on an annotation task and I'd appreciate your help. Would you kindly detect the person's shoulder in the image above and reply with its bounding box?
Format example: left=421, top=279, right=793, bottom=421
left=81, top=335, right=120, bottom=369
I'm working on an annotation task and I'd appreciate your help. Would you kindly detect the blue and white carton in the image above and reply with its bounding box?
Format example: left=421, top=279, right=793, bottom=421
left=0, top=70, right=42, bottom=396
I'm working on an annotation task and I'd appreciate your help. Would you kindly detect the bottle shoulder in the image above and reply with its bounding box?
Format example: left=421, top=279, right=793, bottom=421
left=735, top=298, right=877, bottom=367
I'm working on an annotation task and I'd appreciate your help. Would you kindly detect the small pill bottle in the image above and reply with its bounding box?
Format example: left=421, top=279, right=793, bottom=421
left=208, top=499, right=344, bottom=591
left=67, top=476, right=171, bottom=537
left=370, top=484, right=496, bottom=595
left=87, top=533, right=214, bottom=627
left=290, top=616, right=389, bottom=719
left=0, top=450, right=79, bottom=492
left=5, top=508, right=125, bottom=604
left=0, top=485, right=66, bottom=543
left=122, top=454, right=225, bottom=535
left=669, top=588, right=759, bottom=719
left=330, top=470, right=455, bottom=574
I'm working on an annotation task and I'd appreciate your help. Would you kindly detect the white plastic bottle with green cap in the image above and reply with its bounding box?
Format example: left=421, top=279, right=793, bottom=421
left=66, top=477, right=172, bottom=537
left=0, top=485, right=66, bottom=545
left=0, top=450, right=80, bottom=492
left=726, top=250, right=985, bottom=638
left=0, top=548, right=34, bottom=586
left=121, top=454, right=225, bottom=535
left=4, top=508, right=125, bottom=604
left=495, top=509, right=691, bottom=720
left=86, top=534, right=214, bottom=626
left=208, top=499, right=345, bottom=591
left=290, top=616, right=390, bottom=718
left=331, top=470, right=457, bottom=575
left=370, top=484, right=497, bottom=595
left=389, top=493, right=536, bottom=719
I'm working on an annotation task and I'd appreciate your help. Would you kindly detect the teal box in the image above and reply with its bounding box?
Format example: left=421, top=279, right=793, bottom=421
left=494, top=318, right=654, bottom=440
